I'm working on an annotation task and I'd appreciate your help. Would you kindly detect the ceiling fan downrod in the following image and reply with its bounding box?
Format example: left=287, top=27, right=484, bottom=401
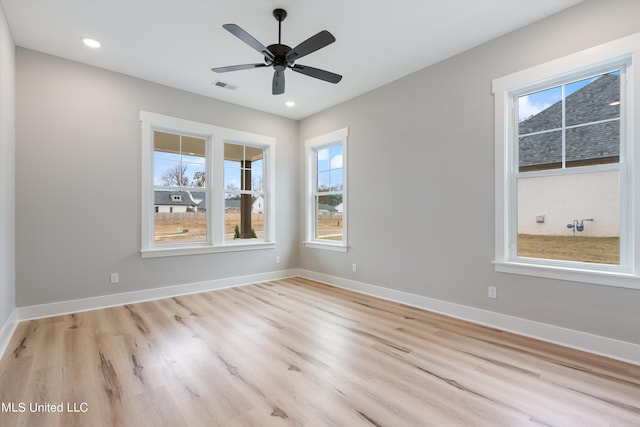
left=273, top=8, right=287, bottom=44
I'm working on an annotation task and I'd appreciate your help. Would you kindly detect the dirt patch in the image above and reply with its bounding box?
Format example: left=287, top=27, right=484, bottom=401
left=517, top=234, right=619, bottom=264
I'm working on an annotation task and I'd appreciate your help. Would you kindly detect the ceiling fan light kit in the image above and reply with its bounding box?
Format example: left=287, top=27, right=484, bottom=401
left=212, top=8, right=342, bottom=95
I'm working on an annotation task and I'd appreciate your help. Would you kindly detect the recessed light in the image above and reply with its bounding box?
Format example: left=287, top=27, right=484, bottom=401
left=285, top=101, right=295, bottom=107
left=609, top=101, right=620, bottom=106
left=82, top=38, right=101, bottom=48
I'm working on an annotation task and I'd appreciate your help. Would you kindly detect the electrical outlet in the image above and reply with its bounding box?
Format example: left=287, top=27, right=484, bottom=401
left=275, top=256, right=281, bottom=264
left=488, top=286, right=497, bottom=299
left=110, top=273, right=119, bottom=284
left=352, top=263, right=357, bottom=272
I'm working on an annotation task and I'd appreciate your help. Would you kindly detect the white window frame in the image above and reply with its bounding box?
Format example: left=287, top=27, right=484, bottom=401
left=492, top=33, right=640, bottom=289
left=304, top=127, right=349, bottom=252
left=140, top=111, right=276, bottom=258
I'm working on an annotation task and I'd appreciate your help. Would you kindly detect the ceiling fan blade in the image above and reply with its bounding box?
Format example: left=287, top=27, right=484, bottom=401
left=285, top=30, right=336, bottom=63
left=272, top=70, right=285, bottom=95
left=212, top=63, right=268, bottom=73
left=290, top=64, right=342, bottom=84
left=223, top=23, right=274, bottom=60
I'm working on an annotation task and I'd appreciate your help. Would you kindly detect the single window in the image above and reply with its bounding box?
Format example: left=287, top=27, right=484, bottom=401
left=305, top=128, right=348, bottom=251
left=492, top=32, right=640, bottom=289
left=515, top=70, right=621, bottom=265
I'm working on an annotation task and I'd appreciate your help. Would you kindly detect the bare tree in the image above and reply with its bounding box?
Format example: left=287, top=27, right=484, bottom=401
left=192, top=171, right=206, bottom=187
left=161, top=164, right=189, bottom=186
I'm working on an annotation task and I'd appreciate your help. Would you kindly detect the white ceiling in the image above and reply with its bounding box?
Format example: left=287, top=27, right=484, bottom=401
left=1, top=0, right=582, bottom=120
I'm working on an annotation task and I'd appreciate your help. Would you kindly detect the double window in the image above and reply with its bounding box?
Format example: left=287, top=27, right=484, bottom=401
left=493, top=33, right=640, bottom=288
left=305, top=128, right=348, bottom=251
left=141, top=112, right=275, bottom=257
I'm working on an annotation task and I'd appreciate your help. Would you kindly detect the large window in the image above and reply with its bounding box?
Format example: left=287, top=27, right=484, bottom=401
left=305, top=128, right=348, bottom=251
left=140, top=112, right=275, bottom=258
left=515, top=69, right=622, bottom=265
left=492, top=33, right=640, bottom=289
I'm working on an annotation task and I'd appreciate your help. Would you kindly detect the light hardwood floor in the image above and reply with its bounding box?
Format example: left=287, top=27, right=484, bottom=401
left=1, top=277, right=639, bottom=426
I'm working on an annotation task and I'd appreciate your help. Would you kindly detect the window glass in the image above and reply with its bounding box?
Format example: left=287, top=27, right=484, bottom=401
left=153, top=131, right=207, bottom=245
left=316, top=194, right=343, bottom=241
left=514, top=70, right=622, bottom=265
left=516, top=171, right=620, bottom=264
left=517, top=71, right=620, bottom=172
left=224, top=143, right=265, bottom=240
left=518, top=86, right=562, bottom=134
left=315, top=143, right=343, bottom=241
left=565, top=121, right=619, bottom=167
left=518, top=131, right=563, bottom=172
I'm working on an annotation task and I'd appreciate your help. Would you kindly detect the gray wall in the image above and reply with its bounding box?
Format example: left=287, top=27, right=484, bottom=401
left=15, top=48, right=298, bottom=306
left=0, top=5, right=15, bottom=330
left=298, top=0, right=640, bottom=345
left=10, top=1, right=640, bottom=347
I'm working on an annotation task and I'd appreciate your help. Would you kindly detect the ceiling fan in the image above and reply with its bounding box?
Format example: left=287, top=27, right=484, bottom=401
left=212, top=8, right=342, bottom=95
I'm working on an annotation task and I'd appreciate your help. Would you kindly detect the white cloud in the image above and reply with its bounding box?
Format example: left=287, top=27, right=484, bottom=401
left=317, top=148, right=329, bottom=161
left=518, top=95, right=551, bottom=122
left=330, top=154, right=342, bottom=169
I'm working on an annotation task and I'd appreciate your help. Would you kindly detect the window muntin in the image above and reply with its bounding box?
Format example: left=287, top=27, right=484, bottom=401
left=514, top=69, right=623, bottom=266
left=224, top=143, right=265, bottom=241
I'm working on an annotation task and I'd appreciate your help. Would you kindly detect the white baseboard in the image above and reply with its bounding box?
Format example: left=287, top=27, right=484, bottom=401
left=16, top=269, right=298, bottom=321
left=7, top=268, right=639, bottom=366
left=298, top=269, right=640, bottom=366
left=0, top=308, right=17, bottom=360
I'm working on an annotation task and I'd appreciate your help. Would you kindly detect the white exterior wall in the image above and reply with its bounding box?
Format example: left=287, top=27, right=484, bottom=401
left=517, top=171, right=619, bottom=236
left=252, top=195, right=264, bottom=214
left=156, top=205, right=188, bottom=213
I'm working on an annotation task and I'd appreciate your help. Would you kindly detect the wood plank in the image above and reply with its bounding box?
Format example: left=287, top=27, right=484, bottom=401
left=1, top=277, right=639, bottom=426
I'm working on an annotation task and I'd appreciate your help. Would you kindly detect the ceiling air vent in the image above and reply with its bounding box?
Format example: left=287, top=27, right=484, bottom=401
left=212, top=80, right=238, bottom=91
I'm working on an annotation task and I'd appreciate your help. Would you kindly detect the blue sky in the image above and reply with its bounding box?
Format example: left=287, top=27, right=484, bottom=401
left=518, top=70, right=620, bottom=122
left=317, top=144, right=343, bottom=191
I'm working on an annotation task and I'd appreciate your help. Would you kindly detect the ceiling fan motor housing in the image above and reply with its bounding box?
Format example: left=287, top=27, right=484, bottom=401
left=267, top=44, right=292, bottom=71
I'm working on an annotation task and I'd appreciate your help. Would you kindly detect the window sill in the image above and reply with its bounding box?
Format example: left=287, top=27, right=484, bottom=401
left=141, top=241, right=276, bottom=258
left=304, top=241, right=348, bottom=252
left=493, top=260, right=640, bottom=290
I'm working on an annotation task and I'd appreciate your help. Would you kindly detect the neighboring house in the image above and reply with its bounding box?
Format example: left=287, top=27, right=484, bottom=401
left=318, top=204, right=339, bottom=215
left=252, top=195, right=264, bottom=214
left=155, top=190, right=206, bottom=214
left=519, top=73, right=620, bottom=171
left=517, top=73, right=620, bottom=237
left=224, top=195, right=264, bottom=214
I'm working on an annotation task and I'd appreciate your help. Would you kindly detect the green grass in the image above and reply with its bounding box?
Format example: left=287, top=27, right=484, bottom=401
left=517, top=234, right=620, bottom=265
